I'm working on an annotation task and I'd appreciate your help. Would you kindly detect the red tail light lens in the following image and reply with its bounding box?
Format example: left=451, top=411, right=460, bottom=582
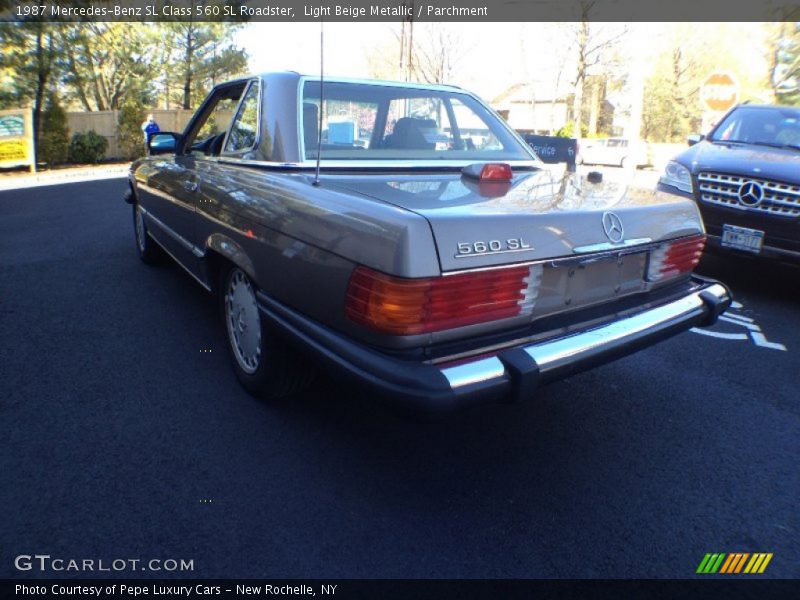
left=647, top=234, right=706, bottom=282
left=345, top=264, right=543, bottom=335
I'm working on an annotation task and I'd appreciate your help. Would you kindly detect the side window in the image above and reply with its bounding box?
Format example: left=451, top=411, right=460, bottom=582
left=224, top=82, right=260, bottom=154
left=183, top=83, right=247, bottom=157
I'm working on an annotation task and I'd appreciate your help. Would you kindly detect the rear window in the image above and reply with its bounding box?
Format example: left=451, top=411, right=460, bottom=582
left=301, top=81, right=532, bottom=162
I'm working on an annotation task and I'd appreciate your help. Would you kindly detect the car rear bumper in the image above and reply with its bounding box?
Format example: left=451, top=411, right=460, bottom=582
left=706, top=233, right=800, bottom=263
left=697, top=202, right=800, bottom=262
left=256, top=277, right=731, bottom=412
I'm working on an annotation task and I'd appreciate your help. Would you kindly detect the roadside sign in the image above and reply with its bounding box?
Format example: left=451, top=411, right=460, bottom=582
left=521, top=134, right=577, bottom=168
left=700, top=72, right=739, bottom=113
left=0, top=108, right=35, bottom=172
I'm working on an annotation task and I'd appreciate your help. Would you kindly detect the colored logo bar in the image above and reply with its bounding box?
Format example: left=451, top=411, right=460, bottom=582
left=697, top=553, right=773, bottom=574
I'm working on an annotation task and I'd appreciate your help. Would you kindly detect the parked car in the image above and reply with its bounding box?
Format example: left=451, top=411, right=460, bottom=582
left=125, top=72, right=730, bottom=412
left=660, top=104, right=800, bottom=263
left=577, top=137, right=652, bottom=168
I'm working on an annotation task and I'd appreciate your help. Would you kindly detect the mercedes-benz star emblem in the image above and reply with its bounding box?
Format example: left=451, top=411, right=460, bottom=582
left=602, top=211, right=624, bottom=243
left=738, top=181, right=764, bottom=207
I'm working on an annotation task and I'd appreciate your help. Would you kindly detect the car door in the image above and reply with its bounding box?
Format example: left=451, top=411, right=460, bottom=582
left=191, top=80, right=262, bottom=261
left=135, top=147, right=199, bottom=269
left=158, top=81, right=250, bottom=277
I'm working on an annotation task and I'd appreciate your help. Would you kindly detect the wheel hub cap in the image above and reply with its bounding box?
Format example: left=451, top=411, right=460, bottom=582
left=135, top=207, right=146, bottom=252
left=225, top=270, right=261, bottom=374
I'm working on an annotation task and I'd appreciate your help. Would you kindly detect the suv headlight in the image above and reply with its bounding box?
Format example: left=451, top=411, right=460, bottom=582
left=660, top=161, right=693, bottom=193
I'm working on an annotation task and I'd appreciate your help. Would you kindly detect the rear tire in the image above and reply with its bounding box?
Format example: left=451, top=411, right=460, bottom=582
left=220, top=265, right=314, bottom=400
left=133, top=204, right=164, bottom=265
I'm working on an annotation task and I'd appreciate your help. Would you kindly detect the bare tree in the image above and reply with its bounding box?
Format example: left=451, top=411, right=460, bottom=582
left=767, top=22, right=800, bottom=104
left=409, top=24, right=468, bottom=85
left=567, top=2, right=628, bottom=135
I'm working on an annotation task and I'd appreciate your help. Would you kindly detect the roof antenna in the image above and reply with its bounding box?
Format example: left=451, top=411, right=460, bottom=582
left=312, top=18, right=324, bottom=187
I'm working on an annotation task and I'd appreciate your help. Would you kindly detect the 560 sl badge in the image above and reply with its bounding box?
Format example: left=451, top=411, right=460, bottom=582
left=455, top=238, right=534, bottom=258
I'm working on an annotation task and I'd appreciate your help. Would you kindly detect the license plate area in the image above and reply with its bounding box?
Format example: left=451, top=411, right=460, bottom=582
left=721, top=224, right=764, bottom=254
left=535, top=252, right=647, bottom=317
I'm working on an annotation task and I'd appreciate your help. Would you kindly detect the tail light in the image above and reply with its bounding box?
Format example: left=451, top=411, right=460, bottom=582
left=345, top=264, right=543, bottom=335
left=647, top=234, right=706, bottom=282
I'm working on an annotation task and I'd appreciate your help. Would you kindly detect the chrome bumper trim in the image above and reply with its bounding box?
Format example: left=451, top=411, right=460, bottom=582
left=441, top=356, right=506, bottom=388
left=441, top=283, right=730, bottom=389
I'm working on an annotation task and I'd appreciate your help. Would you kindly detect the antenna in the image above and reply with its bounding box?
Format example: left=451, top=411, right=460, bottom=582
left=312, top=19, right=324, bottom=187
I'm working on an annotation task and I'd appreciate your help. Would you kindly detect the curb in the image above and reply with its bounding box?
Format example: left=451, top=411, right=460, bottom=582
left=0, top=164, right=131, bottom=191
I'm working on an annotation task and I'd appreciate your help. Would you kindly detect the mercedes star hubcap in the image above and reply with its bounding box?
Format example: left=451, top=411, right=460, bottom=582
left=225, top=270, right=261, bottom=374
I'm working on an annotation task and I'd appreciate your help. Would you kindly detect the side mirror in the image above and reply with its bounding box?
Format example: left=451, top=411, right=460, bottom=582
left=148, top=132, right=180, bottom=155
left=687, top=134, right=704, bottom=147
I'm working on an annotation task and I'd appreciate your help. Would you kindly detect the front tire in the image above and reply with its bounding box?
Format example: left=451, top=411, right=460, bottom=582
left=133, top=204, right=164, bottom=265
left=220, top=266, right=314, bottom=399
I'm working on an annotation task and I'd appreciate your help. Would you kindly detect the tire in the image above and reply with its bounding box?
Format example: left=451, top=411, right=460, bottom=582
left=133, top=203, right=164, bottom=265
left=620, top=156, right=629, bottom=168
left=220, top=265, right=314, bottom=399
left=576, top=154, right=584, bottom=165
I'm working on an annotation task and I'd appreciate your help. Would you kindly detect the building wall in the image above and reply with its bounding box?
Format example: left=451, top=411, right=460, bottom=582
left=500, top=101, right=568, bottom=134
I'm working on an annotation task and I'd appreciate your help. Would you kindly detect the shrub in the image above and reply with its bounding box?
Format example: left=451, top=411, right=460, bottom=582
left=117, top=101, right=147, bottom=160
left=38, top=95, right=70, bottom=165
left=555, top=121, right=589, bottom=139
left=68, top=130, right=108, bottom=164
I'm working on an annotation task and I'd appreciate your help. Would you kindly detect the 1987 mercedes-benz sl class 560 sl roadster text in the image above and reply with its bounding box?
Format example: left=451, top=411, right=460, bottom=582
left=125, top=72, right=731, bottom=412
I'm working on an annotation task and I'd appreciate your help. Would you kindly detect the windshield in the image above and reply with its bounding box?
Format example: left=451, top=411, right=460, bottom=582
left=710, top=106, right=800, bottom=147
left=301, top=80, right=534, bottom=162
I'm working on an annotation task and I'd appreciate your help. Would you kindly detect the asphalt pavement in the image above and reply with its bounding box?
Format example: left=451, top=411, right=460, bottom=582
left=1, top=178, right=798, bottom=579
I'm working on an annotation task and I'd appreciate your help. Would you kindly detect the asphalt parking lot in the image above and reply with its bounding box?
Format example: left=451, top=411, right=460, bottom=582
left=1, top=178, right=798, bottom=579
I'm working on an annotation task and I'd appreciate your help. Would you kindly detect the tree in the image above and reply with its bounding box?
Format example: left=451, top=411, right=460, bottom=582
left=409, top=24, right=468, bottom=85
left=155, top=21, right=248, bottom=109
left=641, top=24, right=774, bottom=142
left=365, top=23, right=470, bottom=86
left=60, top=23, right=156, bottom=111
left=38, top=93, right=70, bottom=165
left=117, top=100, right=147, bottom=160
left=0, top=21, right=60, bottom=162
left=565, top=3, right=628, bottom=137
left=767, top=22, right=800, bottom=105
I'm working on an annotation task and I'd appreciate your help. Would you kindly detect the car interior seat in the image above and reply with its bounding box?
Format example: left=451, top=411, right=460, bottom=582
left=303, top=102, right=319, bottom=154
left=209, top=133, right=226, bottom=156
left=384, top=117, right=435, bottom=150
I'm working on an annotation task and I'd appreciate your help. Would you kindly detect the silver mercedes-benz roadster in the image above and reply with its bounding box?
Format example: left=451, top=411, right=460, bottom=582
left=126, top=72, right=731, bottom=411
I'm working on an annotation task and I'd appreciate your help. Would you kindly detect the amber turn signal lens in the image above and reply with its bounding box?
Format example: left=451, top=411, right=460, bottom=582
left=345, top=264, right=543, bottom=335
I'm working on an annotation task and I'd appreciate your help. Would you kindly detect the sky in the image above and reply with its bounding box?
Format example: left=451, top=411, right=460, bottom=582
left=233, top=22, right=564, bottom=101
left=233, top=21, right=774, bottom=121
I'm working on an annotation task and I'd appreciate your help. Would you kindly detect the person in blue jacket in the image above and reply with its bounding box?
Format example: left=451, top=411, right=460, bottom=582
left=141, top=114, right=160, bottom=151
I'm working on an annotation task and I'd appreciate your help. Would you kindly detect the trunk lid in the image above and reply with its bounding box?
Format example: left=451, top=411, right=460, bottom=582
left=324, top=168, right=703, bottom=273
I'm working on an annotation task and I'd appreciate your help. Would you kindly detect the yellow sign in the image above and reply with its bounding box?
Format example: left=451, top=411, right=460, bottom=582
left=0, top=139, right=28, bottom=162
left=0, top=109, right=35, bottom=171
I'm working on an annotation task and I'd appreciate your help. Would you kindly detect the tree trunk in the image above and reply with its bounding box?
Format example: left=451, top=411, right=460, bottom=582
left=571, top=20, right=589, bottom=137
left=587, top=80, right=599, bottom=136
left=32, top=27, right=53, bottom=165
left=183, top=26, right=194, bottom=110
left=63, top=31, right=93, bottom=111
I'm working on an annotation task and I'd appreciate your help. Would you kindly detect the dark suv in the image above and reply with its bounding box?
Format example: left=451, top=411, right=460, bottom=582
left=659, top=104, right=800, bottom=263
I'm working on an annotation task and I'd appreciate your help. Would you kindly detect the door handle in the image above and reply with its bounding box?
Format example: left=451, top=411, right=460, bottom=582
left=183, top=181, right=199, bottom=193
